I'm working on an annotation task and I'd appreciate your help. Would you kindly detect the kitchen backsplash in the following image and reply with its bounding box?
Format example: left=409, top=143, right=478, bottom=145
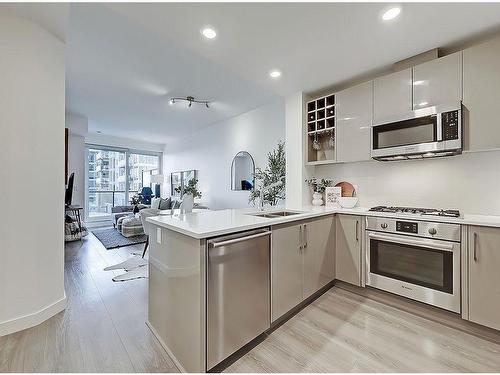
left=315, top=150, right=500, bottom=215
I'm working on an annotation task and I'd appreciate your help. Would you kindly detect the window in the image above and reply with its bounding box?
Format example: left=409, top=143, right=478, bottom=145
left=86, top=146, right=161, bottom=221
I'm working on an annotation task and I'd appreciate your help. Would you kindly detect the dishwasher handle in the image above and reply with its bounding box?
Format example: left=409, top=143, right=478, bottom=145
left=208, top=231, right=271, bottom=248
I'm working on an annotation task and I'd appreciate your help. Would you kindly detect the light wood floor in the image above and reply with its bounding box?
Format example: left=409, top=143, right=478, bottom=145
left=0, top=233, right=178, bottom=373
left=1, top=233, right=500, bottom=373
left=228, top=287, right=500, bottom=372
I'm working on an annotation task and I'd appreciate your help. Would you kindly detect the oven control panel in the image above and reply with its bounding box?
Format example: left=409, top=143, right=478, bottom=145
left=441, top=110, right=460, bottom=140
left=366, top=217, right=461, bottom=242
left=396, top=221, right=418, bottom=234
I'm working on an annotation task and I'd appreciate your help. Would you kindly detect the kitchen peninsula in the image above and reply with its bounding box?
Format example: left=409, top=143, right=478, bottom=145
left=146, top=207, right=500, bottom=372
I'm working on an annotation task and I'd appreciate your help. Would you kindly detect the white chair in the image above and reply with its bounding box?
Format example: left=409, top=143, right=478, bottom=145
left=139, top=208, right=160, bottom=258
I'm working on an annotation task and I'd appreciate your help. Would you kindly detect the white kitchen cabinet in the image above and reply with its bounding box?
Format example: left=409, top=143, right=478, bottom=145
left=271, top=222, right=304, bottom=321
left=272, top=216, right=335, bottom=321
left=467, top=226, right=500, bottom=331
left=373, top=68, right=412, bottom=123
left=463, top=35, right=500, bottom=151
left=413, top=52, right=462, bottom=110
left=335, top=214, right=362, bottom=286
left=336, top=81, right=373, bottom=162
left=303, top=216, right=335, bottom=298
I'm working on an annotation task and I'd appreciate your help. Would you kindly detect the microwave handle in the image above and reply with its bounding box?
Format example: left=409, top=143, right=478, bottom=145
left=368, top=232, right=455, bottom=252
left=436, top=113, right=443, bottom=142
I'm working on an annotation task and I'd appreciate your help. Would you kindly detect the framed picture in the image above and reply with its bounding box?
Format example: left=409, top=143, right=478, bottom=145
left=171, top=170, right=197, bottom=196
left=171, top=172, right=182, bottom=197
left=325, top=186, right=341, bottom=207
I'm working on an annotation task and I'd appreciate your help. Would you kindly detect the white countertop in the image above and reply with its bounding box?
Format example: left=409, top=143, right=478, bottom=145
left=146, top=205, right=500, bottom=239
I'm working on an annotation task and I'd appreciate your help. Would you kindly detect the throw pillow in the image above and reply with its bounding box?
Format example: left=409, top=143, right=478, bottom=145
left=158, top=198, right=172, bottom=210
left=151, top=197, right=161, bottom=210
left=173, top=200, right=182, bottom=209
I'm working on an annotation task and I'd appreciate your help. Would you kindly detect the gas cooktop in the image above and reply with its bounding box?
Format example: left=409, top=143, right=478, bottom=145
left=369, top=206, right=461, bottom=218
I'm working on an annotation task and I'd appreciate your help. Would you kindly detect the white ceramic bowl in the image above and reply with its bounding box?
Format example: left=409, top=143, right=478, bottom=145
left=338, top=197, right=359, bottom=208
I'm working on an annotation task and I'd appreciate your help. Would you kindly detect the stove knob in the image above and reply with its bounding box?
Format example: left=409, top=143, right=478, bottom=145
left=428, top=228, right=437, bottom=235
left=381, top=223, right=388, bottom=229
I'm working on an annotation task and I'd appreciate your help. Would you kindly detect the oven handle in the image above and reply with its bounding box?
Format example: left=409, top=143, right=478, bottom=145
left=368, top=232, right=455, bottom=252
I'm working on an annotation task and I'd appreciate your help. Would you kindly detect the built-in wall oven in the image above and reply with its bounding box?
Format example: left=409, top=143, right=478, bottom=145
left=371, top=103, right=463, bottom=161
left=365, top=216, right=461, bottom=313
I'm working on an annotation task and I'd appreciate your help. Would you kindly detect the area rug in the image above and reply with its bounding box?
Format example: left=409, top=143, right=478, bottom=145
left=112, top=265, right=148, bottom=282
left=92, top=228, right=147, bottom=250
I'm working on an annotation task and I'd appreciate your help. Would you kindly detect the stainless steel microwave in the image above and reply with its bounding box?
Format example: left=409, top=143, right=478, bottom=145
left=371, top=103, right=463, bottom=161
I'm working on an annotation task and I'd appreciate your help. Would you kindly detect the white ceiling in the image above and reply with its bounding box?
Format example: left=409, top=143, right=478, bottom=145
left=63, top=3, right=500, bottom=143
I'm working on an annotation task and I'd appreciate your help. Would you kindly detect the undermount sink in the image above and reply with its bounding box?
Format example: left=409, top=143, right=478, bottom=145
left=250, top=210, right=302, bottom=218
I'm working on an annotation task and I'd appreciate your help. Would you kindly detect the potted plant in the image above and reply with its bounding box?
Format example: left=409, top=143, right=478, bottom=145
left=305, top=178, right=333, bottom=206
left=175, top=178, right=202, bottom=212
left=130, top=194, right=141, bottom=214
left=249, top=141, right=286, bottom=208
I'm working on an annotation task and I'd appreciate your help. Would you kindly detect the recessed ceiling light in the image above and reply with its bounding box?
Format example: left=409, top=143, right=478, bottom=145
left=269, top=70, right=282, bottom=79
left=382, top=7, right=401, bottom=21
left=201, top=27, right=217, bottom=39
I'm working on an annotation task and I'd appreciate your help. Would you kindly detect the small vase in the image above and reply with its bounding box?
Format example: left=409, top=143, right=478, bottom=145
left=133, top=205, right=139, bottom=214
left=182, top=193, right=194, bottom=213
left=312, top=192, right=323, bottom=206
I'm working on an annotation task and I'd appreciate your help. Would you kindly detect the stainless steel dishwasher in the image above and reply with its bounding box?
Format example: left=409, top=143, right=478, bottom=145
left=207, top=228, right=271, bottom=370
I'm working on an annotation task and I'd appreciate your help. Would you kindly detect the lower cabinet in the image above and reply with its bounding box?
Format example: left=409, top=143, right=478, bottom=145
left=271, top=216, right=335, bottom=322
left=335, top=214, right=363, bottom=286
left=467, top=226, right=500, bottom=331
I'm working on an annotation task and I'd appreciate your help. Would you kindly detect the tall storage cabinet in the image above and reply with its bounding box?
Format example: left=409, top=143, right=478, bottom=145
left=373, top=68, right=412, bottom=123
left=467, top=226, right=500, bottom=331
left=336, top=81, right=373, bottom=163
left=413, top=52, right=462, bottom=109
left=463, top=35, right=500, bottom=151
left=335, top=214, right=363, bottom=286
left=271, top=216, right=335, bottom=322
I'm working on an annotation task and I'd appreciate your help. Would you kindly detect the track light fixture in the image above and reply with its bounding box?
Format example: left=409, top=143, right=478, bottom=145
left=169, top=96, right=210, bottom=108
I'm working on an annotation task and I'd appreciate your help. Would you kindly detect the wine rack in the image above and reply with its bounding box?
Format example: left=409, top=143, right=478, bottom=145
left=306, top=93, right=336, bottom=164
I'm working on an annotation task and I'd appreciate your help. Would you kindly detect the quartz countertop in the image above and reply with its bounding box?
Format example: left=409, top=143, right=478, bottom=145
left=146, top=205, right=500, bottom=239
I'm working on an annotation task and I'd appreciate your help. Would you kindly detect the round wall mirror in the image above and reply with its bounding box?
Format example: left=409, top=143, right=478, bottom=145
left=231, top=151, right=255, bottom=191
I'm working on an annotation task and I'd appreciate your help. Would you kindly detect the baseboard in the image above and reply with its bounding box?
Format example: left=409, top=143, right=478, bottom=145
left=0, top=295, right=67, bottom=337
left=146, top=320, right=186, bottom=373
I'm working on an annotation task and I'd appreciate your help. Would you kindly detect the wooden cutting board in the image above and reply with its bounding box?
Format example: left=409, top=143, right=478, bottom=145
left=334, top=181, right=356, bottom=197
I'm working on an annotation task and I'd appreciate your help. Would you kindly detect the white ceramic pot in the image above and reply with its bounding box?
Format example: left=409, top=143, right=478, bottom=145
left=182, top=193, right=194, bottom=213
left=312, top=192, right=323, bottom=206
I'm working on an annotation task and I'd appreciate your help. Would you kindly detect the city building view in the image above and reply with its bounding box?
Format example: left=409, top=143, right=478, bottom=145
left=87, top=148, right=160, bottom=218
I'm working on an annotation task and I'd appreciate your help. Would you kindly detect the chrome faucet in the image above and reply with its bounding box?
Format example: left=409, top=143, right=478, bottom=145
left=258, top=180, right=283, bottom=211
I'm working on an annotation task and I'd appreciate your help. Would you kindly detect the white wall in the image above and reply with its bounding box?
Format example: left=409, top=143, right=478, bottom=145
left=163, top=99, right=285, bottom=210
left=85, top=132, right=164, bottom=153
left=315, top=150, right=500, bottom=215
left=0, top=15, right=66, bottom=335
left=285, top=92, right=315, bottom=208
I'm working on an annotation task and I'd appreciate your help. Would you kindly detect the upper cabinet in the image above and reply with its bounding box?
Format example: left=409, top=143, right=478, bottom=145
left=373, top=68, right=412, bottom=123
left=463, top=35, right=500, bottom=151
left=413, top=52, right=462, bottom=110
left=336, top=81, right=373, bottom=163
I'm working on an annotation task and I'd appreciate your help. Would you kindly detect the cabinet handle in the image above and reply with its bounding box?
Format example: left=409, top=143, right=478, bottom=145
left=473, top=232, right=478, bottom=262
left=355, top=220, right=359, bottom=242
left=304, top=224, right=308, bottom=249
left=299, top=225, right=303, bottom=251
